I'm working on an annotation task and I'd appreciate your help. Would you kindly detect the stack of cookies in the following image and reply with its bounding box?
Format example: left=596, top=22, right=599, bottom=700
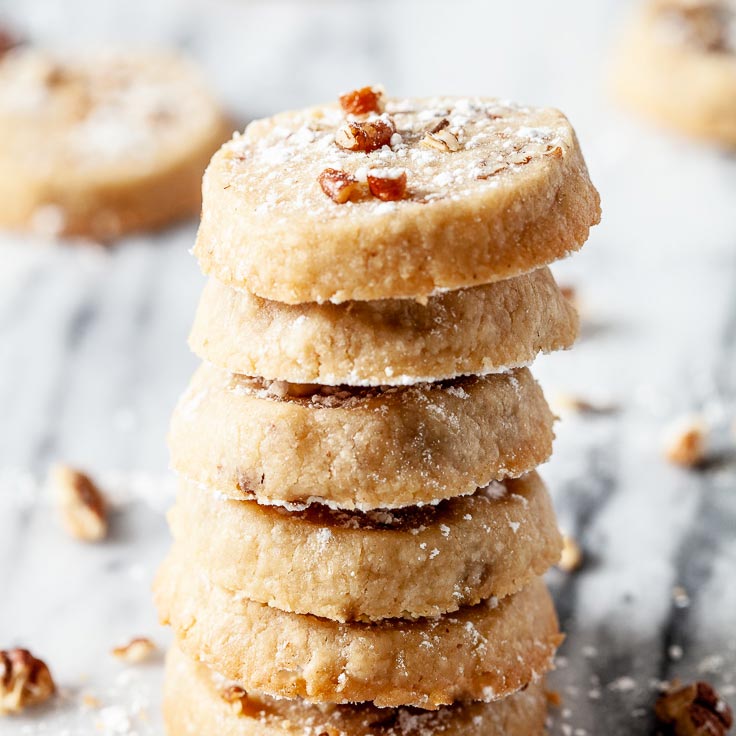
left=155, top=87, right=600, bottom=736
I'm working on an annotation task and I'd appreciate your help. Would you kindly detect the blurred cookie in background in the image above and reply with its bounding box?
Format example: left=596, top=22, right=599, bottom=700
left=614, top=0, right=736, bottom=147
left=0, top=46, right=231, bottom=241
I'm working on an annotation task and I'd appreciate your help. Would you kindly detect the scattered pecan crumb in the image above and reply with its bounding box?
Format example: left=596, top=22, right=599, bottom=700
left=0, top=649, right=55, bottom=716
left=81, top=692, right=101, bottom=709
left=553, top=392, right=618, bottom=416
left=334, top=117, right=395, bottom=153
left=558, top=535, right=583, bottom=573
left=339, top=86, right=385, bottom=116
left=545, top=689, right=563, bottom=707
left=560, top=285, right=578, bottom=306
left=111, top=637, right=156, bottom=664
left=318, top=169, right=361, bottom=204
left=367, top=170, right=407, bottom=202
left=664, top=417, right=708, bottom=468
left=655, top=681, right=733, bottom=736
left=421, top=128, right=461, bottom=152
left=52, top=464, right=108, bottom=542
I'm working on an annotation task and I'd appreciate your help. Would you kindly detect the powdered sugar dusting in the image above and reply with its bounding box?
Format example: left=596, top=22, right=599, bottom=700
left=0, top=48, right=223, bottom=168
left=214, top=95, right=571, bottom=222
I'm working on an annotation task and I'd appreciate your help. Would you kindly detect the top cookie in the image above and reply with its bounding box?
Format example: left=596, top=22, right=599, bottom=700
left=0, top=47, right=229, bottom=239
left=195, top=90, right=600, bottom=303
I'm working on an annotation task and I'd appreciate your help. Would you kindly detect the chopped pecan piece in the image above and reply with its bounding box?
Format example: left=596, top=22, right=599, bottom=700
left=554, top=392, right=618, bottom=416
left=476, top=160, right=508, bottom=180
left=367, top=169, right=407, bottom=201
left=664, top=417, right=708, bottom=468
left=221, top=685, right=247, bottom=715
left=221, top=685, right=267, bottom=717
left=335, top=117, right=395, bottom=152
left=318, top=169, right=361, bottom=204
left=545, top=689, right=563, bottom=707
left=655, top=681, right=733, bottom=735
left=0, top=649, right=55, bottom=715
left=111, top=637, right=156, bottom=663
left=52, top=464, right=108, bottom=542
left=560, top=285, right=577, bottom=304
left=428, top=118, right=450, bottom=134
left=339, top=86, right=385, bottom=116
left=421, top=128, right=461, bottom=152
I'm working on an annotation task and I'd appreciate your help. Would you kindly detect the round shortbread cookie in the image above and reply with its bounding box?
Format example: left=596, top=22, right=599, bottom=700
left=189, top=267, right=578, bottom=386
left=163, top=645, right=549, bottom=736
left=615, top=0, right=736, bottom=146
left=168, top=364, right=555, bottom=510
left=0, top=47, right=230, bottom=239
left=169, top=472, right=562, bottom=622
left=194, top=94, right=600, bottom=303
left=154, top=557, right=562, bottom=709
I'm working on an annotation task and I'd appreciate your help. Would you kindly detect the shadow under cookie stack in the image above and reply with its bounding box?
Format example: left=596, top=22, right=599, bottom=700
left=155, top=87, right=600, bottom=736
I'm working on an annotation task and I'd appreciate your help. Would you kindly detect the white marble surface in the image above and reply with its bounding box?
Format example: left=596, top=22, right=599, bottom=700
left=0, top=0, right=735, bottom=734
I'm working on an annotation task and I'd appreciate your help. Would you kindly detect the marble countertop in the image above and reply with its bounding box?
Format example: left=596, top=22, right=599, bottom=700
left=1, top=0, right=735, bottom=734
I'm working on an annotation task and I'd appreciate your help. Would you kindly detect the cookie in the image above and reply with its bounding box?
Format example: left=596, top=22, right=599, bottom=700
left=169, top=472, right=562, bottom=622
left=194, top=94, right=601, bottom=303
left=154, top=556, right=562, bottom=709
left=189, top=267, right=578, bottom=386
left=615, top=0, right=736, bottom=146
left=168, top=364, right=555, bottom=510
left=0, top=47, right=230, bottom=239
left=163, top=645, right=549, bottom=736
